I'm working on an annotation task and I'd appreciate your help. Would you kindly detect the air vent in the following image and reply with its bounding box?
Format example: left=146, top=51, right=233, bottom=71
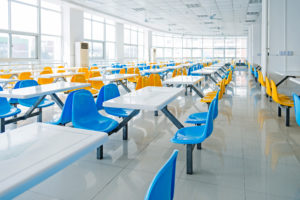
left=132, top=7, right=145, bottom=12
left=249, top=0, right=262, bottom=3
left=186, top=3, right=201, bottom=8
left=245, top=19, right=256, bottom=22
left=197, top=14, right=208, bottom=18
left=247, top=11, right=259, bottom=15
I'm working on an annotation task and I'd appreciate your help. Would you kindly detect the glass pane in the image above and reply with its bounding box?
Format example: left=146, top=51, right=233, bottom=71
left=41, top=9, right=61, bottom=35
left=138, top=32, right=143, bottom=45
left=92, top=15, right=104, bottom=22
left=214, top=49, right=224, bottom=58
left=131, top=31, right=137, bottom=45
left=156, top=48, right=163, bottom=57
left=203, top=49, right=213, bottom=58
left=203, top=38, right=213, bottom=48
left=225, top=49, right=235, bottom=57
left=236, top=49, right=247, bottom=58
left=41, top=0, right=61, bottom=11
left=0, top=33, right=9, bottom=58
left=192, top=49, right=202, bottom=58
left=106, top=24, right=115, bottom=42
left=17, top=0, right=37, bottom=5
left=164, top=48, right=173, bottom=57
left=237, top=38, right=247, bottom=48
left=174, top=37, right=182, bottom=48
left=138, top=45, right=143, bottom=59
left=11, top=2, right=38, bottom=33
left=0, top=0, right=8, bottom=29
left=84, top=19, right=91, bottom=39
left=183, top=38, right=192, bottom=48
left=183, top=49, right=191, bottom=57
left=106, top=42, right=115, bottom=60
left=156, top=36, right=164, bottom=47
left=84, top=13, right=91, bottom=19
left=225, top=38, right=236, bottom=48
left=124, top=29, right=130, bottom=44
left=92, top=42, right=103, bottom=58
left=174, top=48, right=182, bottom=58
left=92, top=21, right=104, bottom=41
left=12, top=34, right=36, bottom=58
left=106, top=19, right=115, bottom=25
left=124, top=45, right=130, bottom=57
left=165, top=37, right=173, bottom=47
left=41, top=36, right=61, bottom=60
left=131, top=46, right=137, bottom=58
left=192, top=38, right=202, bottom=48
left=214, top=38, right=224, bottom=48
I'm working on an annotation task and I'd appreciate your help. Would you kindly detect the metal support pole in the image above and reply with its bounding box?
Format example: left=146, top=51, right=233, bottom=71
left=197, top=143, right=202, bottom=150
left=286, top=107, right=290, bottom=126
left=97, top=145, right=103, bottom=159
left=154, top=111, right=158, bottom=116
left=118, top=80, right=131, bottom=93
left=186, top=144, right=194, bottom=174
left=50, top=93, right=64, bottom=109
left=161, top=106, right=184, bottom=129
left=37, top=108, right=42, bottom=122
left=123, top=121, right=128, bottom=140
left=278, top=106, right=281, bottom=117
left=0, top=118, right=5, bottom=133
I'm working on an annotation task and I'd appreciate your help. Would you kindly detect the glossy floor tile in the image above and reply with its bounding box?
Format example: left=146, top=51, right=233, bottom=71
left=14, top=68, right=300, bottom=200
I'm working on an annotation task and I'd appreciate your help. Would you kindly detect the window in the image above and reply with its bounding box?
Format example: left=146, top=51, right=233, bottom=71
left=124, top=24, right=144, bottom=60
left=41, top=9, right=61, bottom=35
left=0, top=33, right=9, bottom=58
left=192, top=49, right=202, bottom=58
left=0, top=0, right=8, bottom=30
left=12, top=34, right=36, bottom=58
left=225, top=49, right=236, bottom=58
left=41, top=36, right=61, bottom=60
left=214, top=49, right=224, bottom=58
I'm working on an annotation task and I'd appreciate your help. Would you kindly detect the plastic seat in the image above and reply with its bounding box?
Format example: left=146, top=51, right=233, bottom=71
left=18, top=72, right=33, bottom=80
left=171, top=97, right=215, bottom=145
left=18, top=80, right=54, bottom=108
left=57, top=66, right=66, bottom=73
left=72, top=90, right=118, bottom=133
left=119, top=68, right=126, bottom=74
left=185, top=91, right=219, bottom=124
left=144, top=150, right=178, bottom=200
left=88, top=71, right=104, bottom=90
left=43, top=66, right=53, bottom=73
left=38, top=70, right=54, bottom=85
left=172, top=70, right=177, bottom=78
left=148, top=74, right=162, bottom=87
left=8, top=81, right=22, bottom=105
left=293, top=94, right=300, bottom=126
left=0, top=86, right=21, bottom=120
left=90, top=66, right=99, bottom=70
left=136, top=76, right=149, bottom=90
left=51, top=89, right=87, bottom=125
left=70, top=74, right=98, bottom=94
left=78, top=67, right=89, bottom=79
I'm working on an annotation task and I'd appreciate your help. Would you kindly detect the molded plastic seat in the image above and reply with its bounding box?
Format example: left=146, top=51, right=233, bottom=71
left=38, top=70, right=54, bottom=85
left=185, top=92, right=219, bottom=124
left=171, top=98, right=215, bottom=145
left=43, top=66, right=53, bottom=73
left=0, top=86, right=21, bottom=119
left=97, top=84, right=139, bottom=118
left=293, top=94, right=300, bottom=126
left=148, top=74, right=162, bottom=87
left=9, top=81, right=22, bottom=104
left=18, top=80, right=54, bottom=108
left=144, top=150, right=178, bottom=200
left=18, top=72, right=33, bottom=80
left=72, top=90, right=118, bottom=133
left=270, top=80, right=294, bottom=107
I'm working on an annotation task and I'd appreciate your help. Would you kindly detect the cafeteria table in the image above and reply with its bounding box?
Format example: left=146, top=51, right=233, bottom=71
left=0, top=123, right=108, bottom=200
left=191, top=68, right=219, bottom=84
left=275, top=71, right=300, bottom=87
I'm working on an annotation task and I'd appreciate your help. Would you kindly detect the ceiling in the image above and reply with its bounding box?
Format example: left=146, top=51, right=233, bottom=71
left=65, top=0, right=262, bottom=36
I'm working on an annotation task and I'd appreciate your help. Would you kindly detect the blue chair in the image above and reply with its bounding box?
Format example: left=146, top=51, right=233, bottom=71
left=144, top=150, right=178, bottom=200
left=293, top=93, right=300, bottom=126
left=185, top=91, right=219, bottom=125
left=18, top=80, right=54, bottom=122
left=72, top=90, right=118, bottom=133
left=0, top=86, right=21, bottom=133
left=8, top=81, right=22, bottom=105
left=51, top=89, right=86, bottom=125
left=171, top=98, right=216, bottom=174
left=97, top=84, right=140, bottom=140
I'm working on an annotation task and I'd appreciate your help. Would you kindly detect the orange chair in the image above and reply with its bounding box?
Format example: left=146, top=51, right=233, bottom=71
left=182, top=68, right=187, bottom=76
left=148, top=74, right=162, bottom=87
left=70, top=74, right=98, bottom=94
left=176, top=69, right=182, bottom=76
left=127, top=68, right=139, bottom=83
left=135, top=76, right=149, bottom=90
left=78, top=67, right=89, bottom=79
left=90, top=66, right=99, bottom=70
left=38, top=70, right=54, bottom=85
left=43, top=66, right=53, bottom=73
left=119, top=68, right=126, bottom=74
left=57, top=66, right=66, bottom=73
left=88, top=71, right=104, bottom=90
left=172, top=70, right=177, bottom=78
left=270, top=79, right=294, bottom=126
left=18, top=72, right=33, bottom=80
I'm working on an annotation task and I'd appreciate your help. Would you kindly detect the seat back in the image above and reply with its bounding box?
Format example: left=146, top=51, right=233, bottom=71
left=78, top=67, right=89, bottom=79
left=204, top=98, right=216, bottom=138
left=9, top=81, right=22, bottom=104
left=293, top=94, right=300, bottom=126
left=136, top=76, right=149, bottom=90
left=127, top=68, right=135, bottom=74
left=38, top=70, right=54, bottom=85
left=43, top=66, right=53, bottom=73
left=172, top=70, right=177, bottom=78
left=0, top=86, right=13, bottom=116
left=176, top=69, right=182, bottom=76
left=18, top=80, right=40, bottom=107
left=270, top=79, right=280, bottom=103
left=119, top=68, right=126, bottom=74
left=265, top=76, right=272, bottom=96
left=18, top=72, right=33, bottom=80
left=71, top=74, right=87, bottom=83
left=57, top=66, right=66, bottom=73
left=103, top=84, right=120, bottom=101
left=182, top=68, right=187, bottom=76
left=90, top=66, right=98, bottom=70
left=144, top=150, right=178, bottom=200
left=149, top=74, right=162, bottom=87
left=213, top=91, right=220, bottom=120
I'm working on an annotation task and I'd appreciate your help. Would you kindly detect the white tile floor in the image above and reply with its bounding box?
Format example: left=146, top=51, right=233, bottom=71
left=9, top=68, right=300, bottom=200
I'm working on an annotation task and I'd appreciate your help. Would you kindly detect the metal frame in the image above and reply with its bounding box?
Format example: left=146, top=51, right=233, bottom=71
left=276, top=75, right=296, bottom=87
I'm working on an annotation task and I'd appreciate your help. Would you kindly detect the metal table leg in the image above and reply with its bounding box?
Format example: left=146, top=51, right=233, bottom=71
left=0, top=118, right=5, bottom=133
left=276, top=76, right=296, bottom=87
left=190, top=85, right=204, bottom=98
left=187, top=144, right=195, bottom=174
left=209, top=75, right=218, bottom=84
left=118, top=80, right=131, bottom=93
left=215, top=72, right=222, bottom=79
left=160, top=106, right=184, bottom=129
left=50, top=93, right=64, bottom=109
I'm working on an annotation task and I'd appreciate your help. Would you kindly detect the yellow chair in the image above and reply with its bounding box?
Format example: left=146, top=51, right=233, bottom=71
left=148, top=74, right=162, bottom=87
left=182, top=68, right=187, bottom=76
left=127, top=68, right=139, bottom=83
left=78, top=67, right=89, bottom=79
left=57, top=66, right=65, bottom=73
left=135, top=76, right=149, bottom=90
left=201, top=79, right=225, bottom=104
left=38, top=70, right=54, bottom=85
left=0, top=69, right=13, bottom=79
left=90, top=66, right=99, bottom=70
left=270, top=79, right=294, bottom=126
left=258, top=71, right=266, bottom=87
left=88, top=71, right=104, bottom=90
left=176, top=69, right=182, bottom=76
left=172, top=70, right=177, bottom=78
left=18, top=72, right=33, bottom=80
left=119, top=68, right=126, bottom=74
left=265, top=77, right=272, bottom=98
left=70, top=74, right=98, bottom=94
left=43, top=66, right=53, bottom=73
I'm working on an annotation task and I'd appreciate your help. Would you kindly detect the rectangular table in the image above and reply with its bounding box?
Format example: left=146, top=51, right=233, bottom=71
left=142, top=68, right=168, bottom=74
left=163, top=76, right=205, bottom=97
left=191, top=68, right=219, bottom=84
left=0, top=123, right=108, bottom=200
left=34, top=72, right=84, bottom=82
left=275, top=71, right=300, bottom=86
left=0, top=79, right=18, bottom=88
left=0, top=82, right=90, bottom=132
left=290, top=78, right=300, bottom=85
left=89, top=74, right=138, bottom=92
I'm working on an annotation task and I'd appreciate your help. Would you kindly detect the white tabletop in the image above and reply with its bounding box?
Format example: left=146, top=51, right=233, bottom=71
left=163, top=76, right=204, bottom=85
left=142, top=68, right=168, bottom=74
left=290, top=78, right=300, bottom=85
left=0, top=72, right=19, bottom=76
left=192, top=68, right=217, bottom=75
left=103, top=86, right=184, bottom=111
left=0, top=79, right=18, bottom=84
left=34, top=72, right=84, bottom=79
left=0, top=123, right=108, bottom=200
left=275, top=71, right=300, bottom=77
left=91, top=67, right=122, bottom=72
left=0, top=82, right=90, bottom=99
left=89, top=74, right=138, bottom=82
left=165, top=65, right=184, bottom=70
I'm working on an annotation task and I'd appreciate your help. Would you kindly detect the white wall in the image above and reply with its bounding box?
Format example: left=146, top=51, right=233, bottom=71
left=268, top=0, right=300, bottom=74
